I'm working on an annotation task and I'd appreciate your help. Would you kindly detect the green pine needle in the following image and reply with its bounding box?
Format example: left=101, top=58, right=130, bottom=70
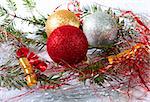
left=23, top=0, right=36, bottom=10
left=6, top=0, right=17, bottom=11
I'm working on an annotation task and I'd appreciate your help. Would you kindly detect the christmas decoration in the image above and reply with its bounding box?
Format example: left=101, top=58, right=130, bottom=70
left=82, top=11, right=118, bottom=48
left=47, top=25, right=88, bottom=64
left=108, top=43, right=144, bottom=64
left=19, top=57, right=37, bottom=86
left=16, top=47, right=47, bottom=86
left=45, top=10, right=80, bottom=37
left=16, top=47, right=47, bottom=72
left=0, top=0, right=150, bottom=102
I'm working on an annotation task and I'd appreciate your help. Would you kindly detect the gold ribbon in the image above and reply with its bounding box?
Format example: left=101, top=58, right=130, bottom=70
left=19, top=57, right=37, bottom=86
left=108, top=43, right=144, bottom=64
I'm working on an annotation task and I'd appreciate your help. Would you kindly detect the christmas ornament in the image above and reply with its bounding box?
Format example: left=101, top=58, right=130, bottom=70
left=47, top=25, right=88, bottom=64
left=19, top=57, right=37, bottom=86
left=16, top=47, right=47, bottom=72
left=82, top=11, right=118, bottom=47
left=45, top=10, right=80, bottom=37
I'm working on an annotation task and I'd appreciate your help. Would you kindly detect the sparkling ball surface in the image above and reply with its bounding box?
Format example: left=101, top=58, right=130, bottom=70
left=47, top=25, right=88, bottom=64
left=83, top=11, right=118, bottom=47
left=45, top=10, right=80, bottom=37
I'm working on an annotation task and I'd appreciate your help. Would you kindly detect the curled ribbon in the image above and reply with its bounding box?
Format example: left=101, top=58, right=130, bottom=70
left=67, top=0, right=83, bottom=22
left=16, top=47, right=47, bottom=72
left=108, top=43, right=144, bottom=64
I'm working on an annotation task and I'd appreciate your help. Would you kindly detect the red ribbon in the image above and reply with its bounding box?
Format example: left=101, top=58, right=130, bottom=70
left=120, top=11, right=150, bottom=45
left=67, top=0, right=83, bottom=22
left=16, top=47, right=47, bottom=72
left=121, top=11, right=150, bottom=34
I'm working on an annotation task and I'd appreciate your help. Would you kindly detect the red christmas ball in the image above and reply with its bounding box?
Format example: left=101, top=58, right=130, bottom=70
left=47, top=25, right=88, bottom=64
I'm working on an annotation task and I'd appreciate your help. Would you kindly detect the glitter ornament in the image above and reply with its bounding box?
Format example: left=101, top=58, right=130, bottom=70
left=82, top=11, right=118, bottom=47
left=45, top=10, right=80, bottom=37
left=47, top=25, right=88, bottom=64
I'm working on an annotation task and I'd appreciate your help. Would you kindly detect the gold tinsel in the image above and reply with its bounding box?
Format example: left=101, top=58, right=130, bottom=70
left=108, top=43, right=143, bottom=64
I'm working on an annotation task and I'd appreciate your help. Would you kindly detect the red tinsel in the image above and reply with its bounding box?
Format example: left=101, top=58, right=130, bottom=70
left=108, top=10, right=150, bottom=93
left=16, top=47, right=47, bottom=72
left=67, top=0, right=83, bottom=22
left=68, top=0, right=150, bottom=93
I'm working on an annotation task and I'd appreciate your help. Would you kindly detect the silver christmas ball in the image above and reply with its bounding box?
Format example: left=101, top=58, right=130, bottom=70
left=83, top=11, right=118, bottom=47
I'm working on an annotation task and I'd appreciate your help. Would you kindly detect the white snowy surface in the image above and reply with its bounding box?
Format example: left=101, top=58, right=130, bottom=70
left=0, top=0, right=150, bottom=102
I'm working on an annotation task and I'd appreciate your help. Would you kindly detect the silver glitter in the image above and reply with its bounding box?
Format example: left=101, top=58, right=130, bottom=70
left=83, top=11, right=118, bottom=47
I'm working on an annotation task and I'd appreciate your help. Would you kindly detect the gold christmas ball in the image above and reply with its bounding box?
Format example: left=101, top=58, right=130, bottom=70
left=45, top=10, right=80, bottom=37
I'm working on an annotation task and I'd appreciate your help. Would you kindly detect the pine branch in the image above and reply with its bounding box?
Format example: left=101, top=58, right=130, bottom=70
left=23, top=0, right=36, bottom=10
left=3, top=11, right=45, bottom=26
left=0, top=5, right=45, bottom=27
left=38, top=74, right=62, bottom=86
left=0, top=65, right=27, bottom=89
left=6, top=0, right=17, bottom=11
left=0, top=6, right=7, bottom=16
left=0, top=27, right=46, bottom=52
left=13, top=15, right=45, bottom=26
